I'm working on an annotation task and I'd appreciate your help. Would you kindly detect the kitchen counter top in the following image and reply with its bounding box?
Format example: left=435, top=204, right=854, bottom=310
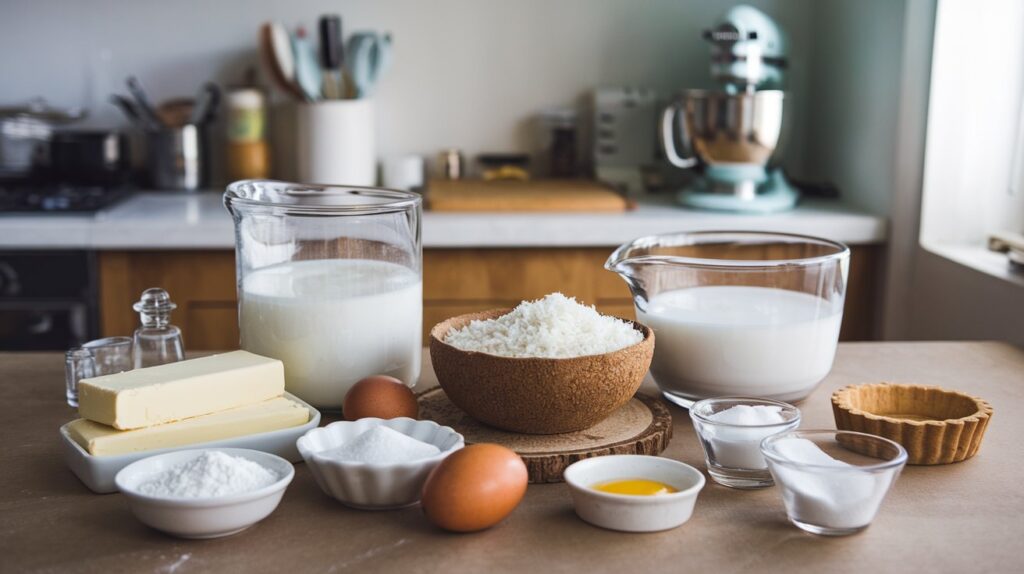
left=1, top=342, right=1019, bottom=573
left=0, top=192, right=887, bottom=249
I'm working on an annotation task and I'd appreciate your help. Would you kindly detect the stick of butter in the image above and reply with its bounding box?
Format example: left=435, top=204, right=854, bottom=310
left=78, top=350, right=285, bottom=430
left=67, top=396, right=309, bottom=456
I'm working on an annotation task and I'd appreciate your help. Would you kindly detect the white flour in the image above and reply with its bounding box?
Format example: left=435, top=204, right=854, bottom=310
left=137, top=451, right=279, bottom=498
left=703, top=405, right=794, bottom=469
left=320, top=426, right=440, bottom=464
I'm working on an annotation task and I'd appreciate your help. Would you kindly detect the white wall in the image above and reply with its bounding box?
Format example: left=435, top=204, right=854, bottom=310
left=0, top=0, right=815, bottom=179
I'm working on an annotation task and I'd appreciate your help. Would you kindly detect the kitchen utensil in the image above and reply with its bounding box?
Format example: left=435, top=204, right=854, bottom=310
left=114, top=448, right=294, bottom=539
left=109, top=94, right=148, bottom=129
left=540, top=108, right=578, bottom=178
left=291, top=27, right=322, bottom=101
left=427, top=179, right=628, bottom=212
left=189, top=83, right=221, bottom=125
left=563, top=455, right=705, bottom=533
left=593, top=87, right=660, bottom=195
left=146, top=125, right=210, bottom=190
left=60, top=392, right=320, bottom=493
left=259, top=22, right=303, bottom=101
left=606, top=231, right=849, bottom=406
left=132, top=288, right=184, bottom=368
left=478, top=153, right=530, bottom=181
left=381, top=155, right=425, bottom=191
left=65, top=335, right=133, bottom=407
left=761, top=430, right=907, bottom=536
left=690, top=397, right=801, bottom=488
left=49, top=129, right=130, bottom=184
left=224, top=180, right=423, bottom=409
left=65, top=348, right=93, bottom=408
left=0, top=98, right=85, bottom=177
left=226, top=88, right=269, bottom=180
left=318, top=15, right=347, bottom=100
left=831, top=383, right=993, bottom=465
left=418, top=388, right=672, bottom=483
left=660, top=5, right=798, bottom=213
left=428, top=309, right=653, bottom=434
left=346, top=32, right=392, bottom=98
left=294, top=99, right=376, bottom=185
left=439, top=148, right=464, bottom=180
left=125, top=76, right=164, bottom=130
left=297, top=418, right=464, bottom=509
left=156, top=98, right=194, bottom=128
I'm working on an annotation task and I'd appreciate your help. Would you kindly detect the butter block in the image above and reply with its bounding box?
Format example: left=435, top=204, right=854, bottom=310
left=78, top=350, right=285, bottom=430
left=67, top=396, right=309, bottom=456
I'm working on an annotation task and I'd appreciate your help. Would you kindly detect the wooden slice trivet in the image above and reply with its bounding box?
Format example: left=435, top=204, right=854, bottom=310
left=417, top=387, right=673, bottom=483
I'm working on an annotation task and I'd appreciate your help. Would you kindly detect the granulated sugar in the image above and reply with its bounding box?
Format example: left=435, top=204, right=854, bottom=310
left=137, top=451, right=279, bottom=498
left=704, top=405, right=792, bottom=469
left=771, top=438, right=891, bottom=529
left=321, top=426, right=440, bottom=464
left=444, top=293, right=642, bottom=358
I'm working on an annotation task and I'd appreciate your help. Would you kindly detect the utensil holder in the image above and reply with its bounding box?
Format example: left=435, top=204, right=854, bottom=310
left=295, top=99, right=376, bottom=186
left=146, top=125, right=210, bottom=191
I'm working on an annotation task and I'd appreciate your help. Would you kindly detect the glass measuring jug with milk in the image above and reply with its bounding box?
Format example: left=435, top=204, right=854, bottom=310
left=606, top=232, right=849, bottom=406
left=225, top=180, right=422, bottom=409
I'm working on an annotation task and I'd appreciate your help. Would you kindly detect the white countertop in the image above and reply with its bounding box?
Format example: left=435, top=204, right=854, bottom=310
left=0, top=192, right=887, bottom=249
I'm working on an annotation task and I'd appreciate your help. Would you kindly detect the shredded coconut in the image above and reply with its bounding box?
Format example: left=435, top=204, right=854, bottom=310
left=136, top=451, right=279, bottom=498
left=444, top=292, right=643, bottom=358
left=320, top=426, right=440, bottom=464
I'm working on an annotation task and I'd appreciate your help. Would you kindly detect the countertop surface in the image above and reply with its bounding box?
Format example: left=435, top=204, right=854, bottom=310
left=1, top=341, right=1019, bottom=574
left=0, top=191, right=887, bottom=249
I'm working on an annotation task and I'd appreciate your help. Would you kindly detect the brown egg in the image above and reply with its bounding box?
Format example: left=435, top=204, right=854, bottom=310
left=421, top=443, right=528, bottom=533
left=342, top=375, right=419, bottom=421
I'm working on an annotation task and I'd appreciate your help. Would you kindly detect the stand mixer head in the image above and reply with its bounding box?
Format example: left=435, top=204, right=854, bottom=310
left=661, top=4, right=798, bottom=213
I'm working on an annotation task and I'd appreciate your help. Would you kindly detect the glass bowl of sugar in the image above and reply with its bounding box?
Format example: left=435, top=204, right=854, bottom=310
left=760, top=430, right=908, bottom=536
left=690, top=397, right=801, bottom=489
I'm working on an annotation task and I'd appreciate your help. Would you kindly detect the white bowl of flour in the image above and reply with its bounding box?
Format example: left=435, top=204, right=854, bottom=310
left=115, top=448, right=294, bottom=539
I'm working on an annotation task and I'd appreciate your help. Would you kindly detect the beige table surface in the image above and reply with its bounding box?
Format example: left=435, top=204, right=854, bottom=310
left=1, top=342, right=1022, bottom=574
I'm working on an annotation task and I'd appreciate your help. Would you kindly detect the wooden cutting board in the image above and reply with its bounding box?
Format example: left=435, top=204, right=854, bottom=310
left=418, top=387, right=673, bottom=483
left=426, top=179, right=630, bottom=212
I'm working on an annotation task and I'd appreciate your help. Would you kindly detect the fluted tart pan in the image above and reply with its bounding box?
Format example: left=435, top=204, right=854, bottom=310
left=831, top=382, right=993, bottom=465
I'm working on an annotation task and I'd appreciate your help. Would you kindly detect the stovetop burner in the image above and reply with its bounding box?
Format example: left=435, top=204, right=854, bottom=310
left=0, top=182, right=134, bottom=214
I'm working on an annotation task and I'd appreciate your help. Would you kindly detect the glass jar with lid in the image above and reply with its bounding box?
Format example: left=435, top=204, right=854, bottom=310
left=224, top=180, right=423, bottom=410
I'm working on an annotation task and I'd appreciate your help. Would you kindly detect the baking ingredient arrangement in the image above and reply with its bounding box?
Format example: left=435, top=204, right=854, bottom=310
left=53, top=182, right=996, bottom=545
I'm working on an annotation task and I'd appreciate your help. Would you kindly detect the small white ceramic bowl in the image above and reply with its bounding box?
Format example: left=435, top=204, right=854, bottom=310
left=114, top=448, right=294, bottom=539
left=296, top=417, right=464, bottom=509
left=563, top=455, right=706, bottom=532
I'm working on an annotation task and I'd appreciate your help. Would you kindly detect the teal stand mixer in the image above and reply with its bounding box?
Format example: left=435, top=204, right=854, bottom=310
left=661, top=5, right=799, bottom=213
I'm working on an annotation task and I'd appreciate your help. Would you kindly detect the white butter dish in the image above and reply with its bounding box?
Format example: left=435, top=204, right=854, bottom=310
left=60, top=392, right=320, bottom=494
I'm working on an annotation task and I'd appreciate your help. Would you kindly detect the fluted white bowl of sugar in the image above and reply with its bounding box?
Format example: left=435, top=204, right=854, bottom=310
left=297, top=418, right=464, bottom=509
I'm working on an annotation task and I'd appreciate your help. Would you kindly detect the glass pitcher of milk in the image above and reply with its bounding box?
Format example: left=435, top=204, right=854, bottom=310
left=224, top=180, right=422, bottom=409
left=606, top=232, right=849, bottom=406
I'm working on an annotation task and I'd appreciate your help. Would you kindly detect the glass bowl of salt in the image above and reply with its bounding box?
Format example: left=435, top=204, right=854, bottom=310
left=690, top=397, right=800, bottom=489
left=760, top=430, right=907, bottom=536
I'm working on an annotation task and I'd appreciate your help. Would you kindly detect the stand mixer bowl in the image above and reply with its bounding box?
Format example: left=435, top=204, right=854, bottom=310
left=661, top=89, right=786, bottom=171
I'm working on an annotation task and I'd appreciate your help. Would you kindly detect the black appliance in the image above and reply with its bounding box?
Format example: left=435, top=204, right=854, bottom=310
left=0, top=251, right=98, bottom=350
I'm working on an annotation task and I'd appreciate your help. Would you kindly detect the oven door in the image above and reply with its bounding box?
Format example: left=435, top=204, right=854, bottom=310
left=0, top=300, right=90, bottom=350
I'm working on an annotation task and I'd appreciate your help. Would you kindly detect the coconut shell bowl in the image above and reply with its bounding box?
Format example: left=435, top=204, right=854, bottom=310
left=428, top=309, right=655, bottom=435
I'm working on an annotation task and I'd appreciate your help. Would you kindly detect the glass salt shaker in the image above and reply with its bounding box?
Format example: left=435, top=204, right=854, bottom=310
left=132, top=288, right=185, bottom=369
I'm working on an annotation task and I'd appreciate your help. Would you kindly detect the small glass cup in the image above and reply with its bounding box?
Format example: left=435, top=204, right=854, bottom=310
left=760, top=429, right=908, bottom=536
left=690, top=397, right=800, bottom=489
left=65, top=337, right=134, bottom=407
